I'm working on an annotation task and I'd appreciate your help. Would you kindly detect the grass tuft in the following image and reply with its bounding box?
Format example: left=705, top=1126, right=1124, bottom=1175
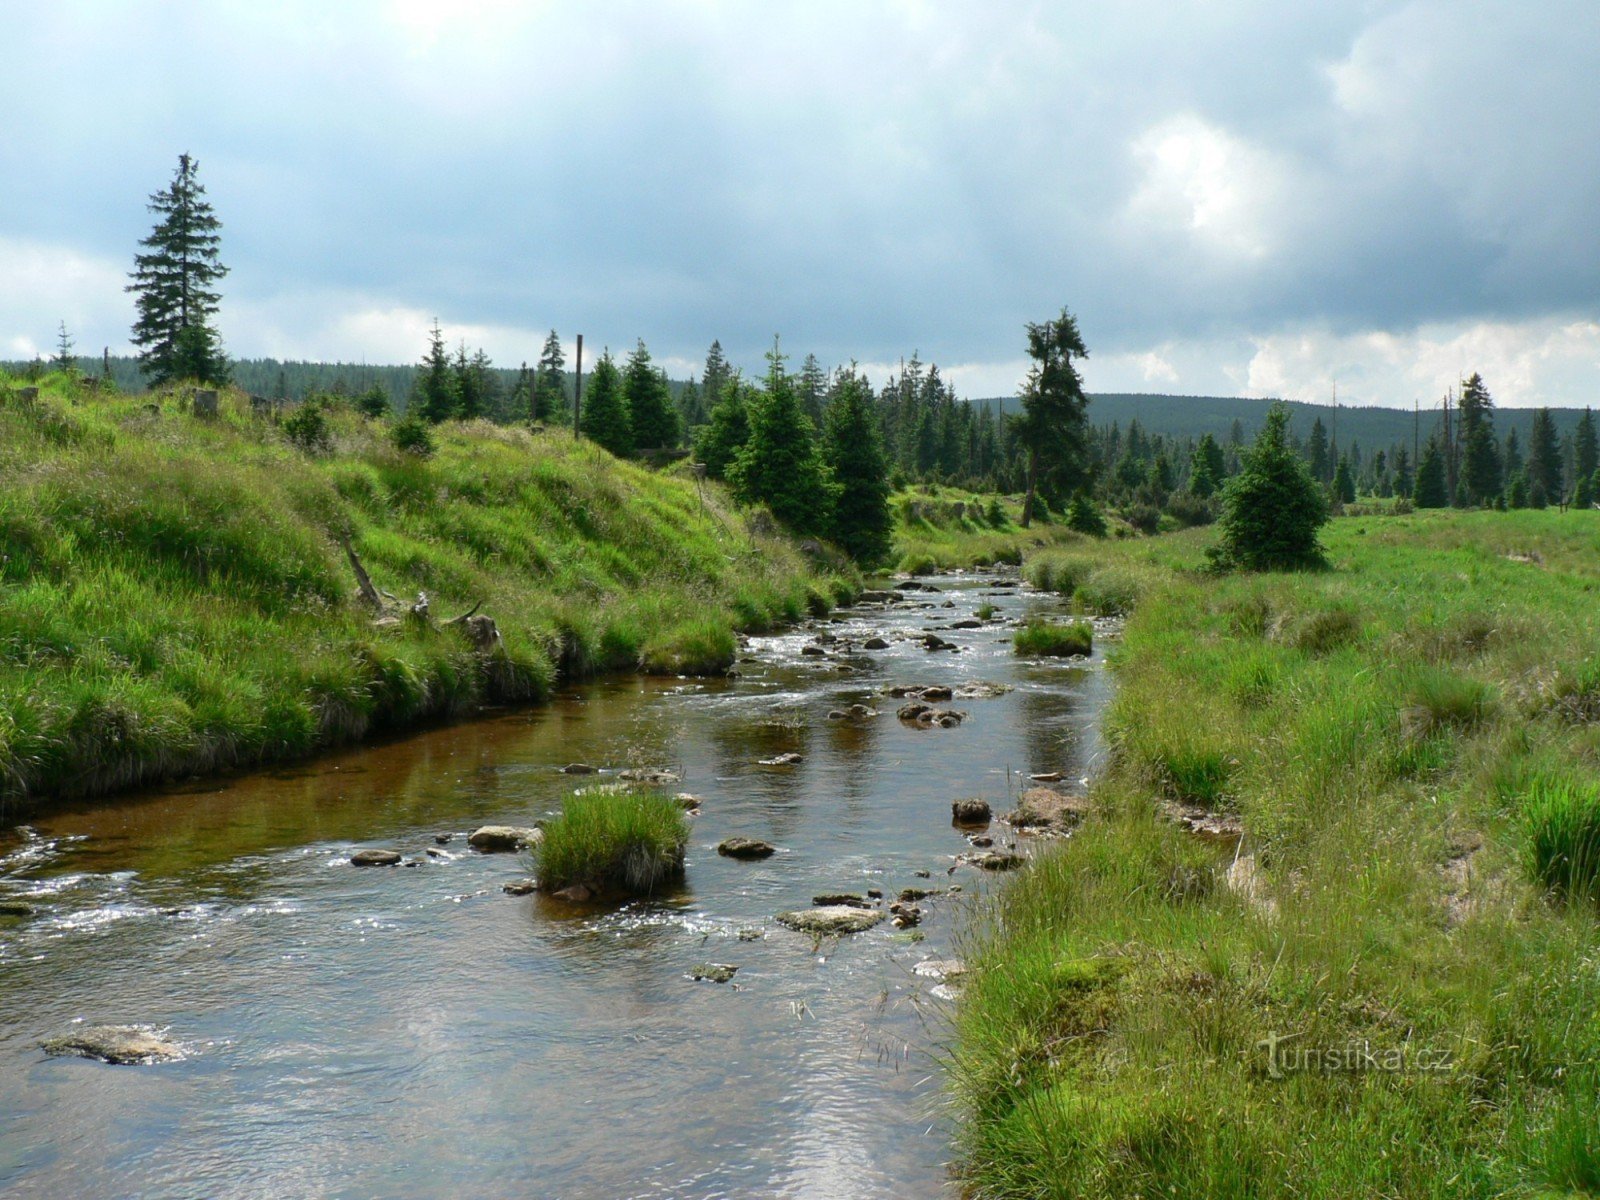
left=1014, top=618, right=1093, bottom=657
left=1522, top=776, right=1600, bottom=904
left=533, top=788, right=688, bottom=895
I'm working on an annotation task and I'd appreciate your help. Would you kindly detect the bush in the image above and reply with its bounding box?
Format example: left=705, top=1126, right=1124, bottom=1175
left=1123, top=504, right=1161, bottom=536
left=899, top=551, right=937, bottom=576
left=1014, top=618, right=1093, bottom=657
left=392, top=415, right=435, bottom=458
left=1522, top=777, right=1600, bottom=904
left=283, top=401, right=331, bottom=453
left=1066, top=493, right=1107, bottom=536
left=1210, top=402, right=1328, bottom=571
left=1163, top=491, right=1214, bottom=528
left=533, top=788, right=688, bottom=895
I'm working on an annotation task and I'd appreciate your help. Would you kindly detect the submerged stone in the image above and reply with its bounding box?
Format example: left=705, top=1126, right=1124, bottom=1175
left=775, top=905, right=886, bottom=935
left=350, top=848, right=402, bottom=867
left=690, top=963, right=739, bottom=983
left=718, top=837, right=776, bottom=860
left=811, top=893, right=873, bottom=908
left=41, top=1025, right=182, bottom=1065
left=0, top=899, right=36, bottom=917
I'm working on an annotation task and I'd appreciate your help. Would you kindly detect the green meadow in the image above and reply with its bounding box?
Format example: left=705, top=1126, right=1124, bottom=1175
left=954, top=509, right=1600, bottom=1198
left=0, top=373, right=856, bottom=809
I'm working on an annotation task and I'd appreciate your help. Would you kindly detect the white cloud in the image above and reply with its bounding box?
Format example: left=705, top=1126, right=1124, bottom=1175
left=0, top=236, right=132, bottom=359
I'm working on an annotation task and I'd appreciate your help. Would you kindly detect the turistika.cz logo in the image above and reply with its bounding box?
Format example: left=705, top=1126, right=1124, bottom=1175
left=1256, top=1031, right=1455, bottom=1079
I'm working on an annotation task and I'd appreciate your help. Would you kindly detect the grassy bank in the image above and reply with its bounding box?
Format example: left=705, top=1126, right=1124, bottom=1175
left=954, top=509, right=1600, bottom=1197
left=891, top=485, right=1081, bottom=572
left=0, top=373, right=855, bottom=809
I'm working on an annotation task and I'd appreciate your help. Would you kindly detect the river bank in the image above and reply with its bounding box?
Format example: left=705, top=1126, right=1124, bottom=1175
left=950, top=509, right=1600, bottom=1198
left=0, top=374, right=868, bottom=813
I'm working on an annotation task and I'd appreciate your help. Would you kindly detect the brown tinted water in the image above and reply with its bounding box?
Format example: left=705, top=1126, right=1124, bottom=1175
left=0, top=574, right=1109, bottom=1199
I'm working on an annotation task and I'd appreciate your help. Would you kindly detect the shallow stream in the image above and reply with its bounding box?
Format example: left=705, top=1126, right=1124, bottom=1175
left=0, top=572, right=1109, bottom=1199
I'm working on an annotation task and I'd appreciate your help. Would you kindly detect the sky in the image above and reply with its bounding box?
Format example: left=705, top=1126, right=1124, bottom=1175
left=2, top=0, right=1597, bottom=407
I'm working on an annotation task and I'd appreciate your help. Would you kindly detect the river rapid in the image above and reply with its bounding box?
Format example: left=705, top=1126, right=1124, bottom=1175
left=0, top=571, right=1110, bottom=1199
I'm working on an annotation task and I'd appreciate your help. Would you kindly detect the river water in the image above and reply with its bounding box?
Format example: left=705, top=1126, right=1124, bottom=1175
left=0, top=572, right=1109, bottom=1199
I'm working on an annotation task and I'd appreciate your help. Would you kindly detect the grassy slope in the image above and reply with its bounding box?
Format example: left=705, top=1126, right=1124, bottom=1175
left=954, top=510, right=1600, bottom=1198
left=0, top=373, right=855, bottom=808
left=890, top=485, right=1084, bottom=571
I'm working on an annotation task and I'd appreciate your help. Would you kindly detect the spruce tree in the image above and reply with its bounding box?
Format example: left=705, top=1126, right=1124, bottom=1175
left=127, top=154, right=229, bottom=386
left=729, top=343, right=834, bottom=536
left=1576, top=409, right=1598, bottom=485
left=53, top=320, right=76, bottom=376
left=1414, top=439, right=1449, bottom=507
left=1528, top=407, right=1562, bottom=505
left=797, top=353, right=828, bottom=426
left=1393, top=446, right=1413, bottom=499
left=1211, top=402, right=1328, bottom=571
left=695, top=376, right=750, bottom=479
left=622, top=339, right=679, bottom=450
left=534, top=330, right=567, bottom=422
left=581, top=351, right=633, bottom=456
left=1189, top=433, right=1225, bottom=497
left=1333, top=454, right=1356, bottom=504
left=1014, top=308, right=1091, bottom=527
left=415, top=320, right=457, bottom=423
left=1307, top=417, right=1331, bottom=482
left=701, top=340, right=731, bottom=422
left=821, top=368, right=892, bottom=564
left=1457, top=373, right=1501, bottom=505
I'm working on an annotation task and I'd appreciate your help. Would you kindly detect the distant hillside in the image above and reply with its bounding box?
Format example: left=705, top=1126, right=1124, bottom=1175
left=978, top=392, right=1596, bottom=451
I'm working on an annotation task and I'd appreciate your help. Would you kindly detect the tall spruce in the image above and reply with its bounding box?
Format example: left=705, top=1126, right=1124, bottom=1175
left=1414, top=438, right=1449, bottom=507
left=728, top=342, right=834, bottom=536
left=1211, top=402, right=1328, bottom=571
left=701, top=341, right=732, bottom=423
left=1333, top=453, right=1356, bottom=504
left=695, top=376, right=750, bottom=479
left=1307, top=417, right=1331, bottom=482
left=1528, top=407, right=1563, bottom=505
left=821, top=368, right=893, bottom=564
left=53, top=321, right=76, bottom=375
left=622, top=340, right=679, bottom=450
left=581, top=351, right=632, bottom=457
left=534, top=330, right=567, bottom=422
left=1576, top=409, right=1598, bottom=482
left=415, top=321, right=457, bottom=423
left=1014, top=308, right=1091, bottom=527
left=797, top=353, right=828, bottom=425
left=1456, top=373, right=1501, bottom=505
left=1189, top=432, right=1226, bottom=497
left=127, top=153, right=229, bottom=385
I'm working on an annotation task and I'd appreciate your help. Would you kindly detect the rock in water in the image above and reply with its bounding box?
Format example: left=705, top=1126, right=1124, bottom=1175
left=775, top=906, right=886, bottom=935
left=951, top=798, right=992, bottom=825
left=718, top=837, right=776, bottom=860
left=560, top=763, right=597, bottom=775
left=41, top=1025, right=182, bottom=1065
left=0, top=899, right=36, bottom=917
left=811, top=893, right=873, bottom=908
left=502, top=879, right=538, bottom=895
left=863, top=637, right=890, bottom=650
left=759, top=752, right=803, bottom=766
left=964, top=850, right=1025, bottom=871
left=468, top=826, right=544, bottom=852
left=690, top=963, right=739, bottom=983
left=350, top=848, right=402, bottom=867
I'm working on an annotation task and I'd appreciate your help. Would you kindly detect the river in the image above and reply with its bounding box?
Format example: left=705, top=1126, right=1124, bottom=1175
left=0, top=571, right=1109, bottom=1199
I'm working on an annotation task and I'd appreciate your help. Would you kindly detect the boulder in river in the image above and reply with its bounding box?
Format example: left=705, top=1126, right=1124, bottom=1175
left=811, top=892, right=873, bottom=908
left=912, top=959, right=966, bottom=980
left=863, top=637, right=891, bottom=650
left=560, top=763, right=597, bottom=775
left=350, top=848, right=402, bottom=867
left=619, top=767, right=681, bottom=785
left=949, top=618, right=982, bottom=629
left=775, top=906, right=886, bottom=935
left=899, top=886, right=939, bottom=901
left=690, top=963, right=739, bottom=983
left=502, top=879, right=538, bottom=895
left=674, top=793, right=705, bottom=810
left=552, top=883, right=593, bottom=902
left=468, top=825, right=544, bottom=852
left=41, top=1025, right=182, bottom=1065
left=953, top=681, right=1014, bottom=700
left=951, top=798, right=992, bottom=825
left=801, top=644, right=828, bottom=657
left=889, top=901, right=922, bottom=928
left=759, top=752, right=803, bottom=766
left=0, top=899, right=36, bottom=917
left=718, top=837, right=776, bottom=860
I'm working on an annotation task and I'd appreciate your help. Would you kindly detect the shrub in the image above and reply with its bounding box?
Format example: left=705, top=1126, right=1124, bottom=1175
left=1014, top=618, right=1092, bottom=657
left=1522, top=777, right=1600, bottom=904
left=899, top=551, right=937, bottom=576
left=533, top=789, right=688, bottom=895
left=1066, top=493, right=1107, bottom=536
left=1163, top=491, right=1214, bottom=528
left=1124, top=504, right=1161, bottom=536
left=1210, top=402, right=1328, bottom=571
left=392, top=415, right=436, bottom=458
left=282, top=401, right=331, bottom=453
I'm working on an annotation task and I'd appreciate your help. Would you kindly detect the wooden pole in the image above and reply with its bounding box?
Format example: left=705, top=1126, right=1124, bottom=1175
left=573, top=333, right=584, bottom=439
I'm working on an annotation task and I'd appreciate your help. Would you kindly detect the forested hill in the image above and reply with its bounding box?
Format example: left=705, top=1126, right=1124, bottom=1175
left=978, top=391, right=1597, bottom=448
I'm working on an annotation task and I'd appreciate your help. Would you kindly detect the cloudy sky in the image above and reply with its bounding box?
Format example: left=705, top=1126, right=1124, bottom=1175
left=3, top=1, right=1597, bottom=406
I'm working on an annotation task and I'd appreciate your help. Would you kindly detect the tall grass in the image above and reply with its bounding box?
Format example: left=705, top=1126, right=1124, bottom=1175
left=1013, top=618, right=1093, bottom=657
left=954, top=508, right=1600, bottom=1197
left=533, top=788, right=688, bottom=895
left=0, top=373, right=853, bottom=809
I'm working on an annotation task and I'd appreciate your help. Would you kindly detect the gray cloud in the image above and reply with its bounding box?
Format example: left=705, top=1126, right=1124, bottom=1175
left=3, top=1, right=1596, bottom=405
